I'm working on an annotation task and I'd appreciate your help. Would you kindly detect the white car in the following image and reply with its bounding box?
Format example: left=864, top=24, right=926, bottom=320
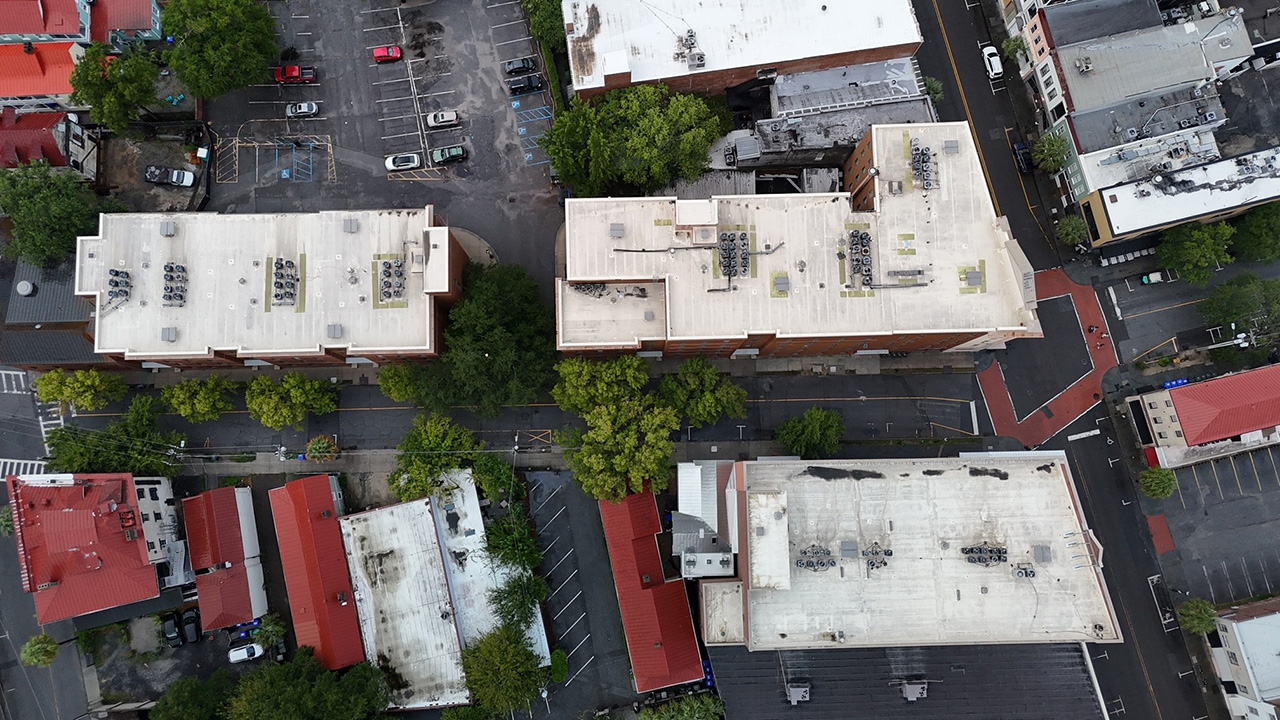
left=228, top=643, right=264, bottom=664
left=426, top=110, right=460, bottom=128
left=385, top=153, right=423, bottom=172
left=982, top=46, right=1004, bottom=79
left=285, top=102, right=318, bottom=118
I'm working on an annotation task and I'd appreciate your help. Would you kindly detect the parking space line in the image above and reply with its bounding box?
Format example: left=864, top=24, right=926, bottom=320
left=534, top=486, right=562, bottom=513
left=1249, top=452, right=1264, bottom=492
left=382, top=132, right=419, bottom=140
left=495, top=36, right=532, bottom=45
left=1264, top=558, right=1274, bottom=595
left=543, top=505, right=567, bottom=527
left=373, top=77, right=411, bottom=85
left=1210, top=461, right=1226, bottom=499
left=568, top=633, right=591, bottom=657
left=565, top=656, right=595, bottom=685
left=379, top=114, right=415, bottom=122
left=1222, top=560, right=1236, bottom=599
left=1242, top=557, right=1255, bottom=598
left=296, top=32, right=312, bottom=36
left=1229, top=456, right=1245, bottom=496
left=1174, top=469, right=1187, bottom=510
left=550, top=568, right=579, bottom=597
left=552, top=591, right=582, bottom=620
left=1203, top=565, right=1216, bottom=602
left=1189, top=464, right=1205, bottom=504
left=545, top=548, right=574, bottom=576
left=487, top=1, right=521, bottom=7
left=363, top=24, right=400, bottom=31
left=542, top=536, right=560, bottom=554
left=563, top=612, right=587, bottom=636
left=1269, top=446, right=1280, bottom=488
left=376, top=96, right=414, bottom=103
left=491, top=20, right=526, bottom=28
left=423, top=90, right=457, bottom=96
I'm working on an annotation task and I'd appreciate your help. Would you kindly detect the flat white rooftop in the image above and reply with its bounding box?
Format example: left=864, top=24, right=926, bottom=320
left=1097, top=145, right=1280, bottom=236
left=75, top=209, right=453, bottom=360
left=559, top=123, right=1040, bottom=350
left=1078, top=129, right=1219, bottom=195
left=708, top=452, right=1122, bottom=651
left=341, top=500, right=468, bottom=710
left=561, top=0, right=922, bottom=92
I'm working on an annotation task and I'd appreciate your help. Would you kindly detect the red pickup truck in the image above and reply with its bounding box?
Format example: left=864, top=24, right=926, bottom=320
left=273, top=65, right=316, bottom=83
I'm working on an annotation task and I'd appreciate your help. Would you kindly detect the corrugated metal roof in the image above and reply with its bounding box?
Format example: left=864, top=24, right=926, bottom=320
left=269, top=475, right=365, bottom=671
left=183, top=487, right=243, bottom=570
left=1170, top=364, right=1280, bottom=446
left=0, top=328, right=102, bottom=367
left=0, top=110, right=66, bottom=169
left=0, top=43, right=76, bottom=98
left=194, top=562, right=253, bottom=629
left=183, top=488, right=264, bottom=630
left=599, top=493, right=703, bottom=693
left=0, top=0, right=83, bottom=36
left=1042, top=0, right=1160, bottom=47
left=6, top=260, right=88, bottom=326
left=89, top=0, right=154, bottom=42
left=7, top=473, right=160, bottom=624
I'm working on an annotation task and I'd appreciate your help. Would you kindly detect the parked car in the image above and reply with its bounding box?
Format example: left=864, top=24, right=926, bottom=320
left=373, top=46, right=402, bottom=63
left=384, top=153, right=422, bottom=172
left=228, top=643, right=265, bottom=664
left=181, top=609, right=201, bottom=644
left=144, top=165, right=195, bottom=188
left=163, top=613, right=182, bottom=648
left=502, top=57, right=535, bottom=75
left=285, top=102, right=318, bottom=118
left=1012, top=142, right=1032, bottom=174
left=1141, top=271, right=1165, bottom=284
left=507, top=75, right=543, bottom=95
left=425, top=110, right=461, bottom=128
left=982, top=46, right=1003, bottom=79
left=430, top=144, right=467, bottom=164
left=274, top=65, right=316, bottom=83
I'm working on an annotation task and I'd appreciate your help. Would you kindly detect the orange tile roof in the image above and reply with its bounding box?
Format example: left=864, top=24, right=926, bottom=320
left=0, top=108, right=66, bottom=168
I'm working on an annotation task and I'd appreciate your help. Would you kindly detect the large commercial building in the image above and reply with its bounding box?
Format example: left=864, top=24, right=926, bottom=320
left=1210, top=596, right=1280, bottom=720
left=560, top=0, right=922, bottom=98
left=74, top=208, right=467, bottom=369
left=557, top=122, right=1041, bottom=358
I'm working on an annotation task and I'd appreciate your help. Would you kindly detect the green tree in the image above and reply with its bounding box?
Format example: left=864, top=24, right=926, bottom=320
left=1032, top=133, right=1069, bottom=173
left=1177, top=597, right=1218, bottom=635
left=305, top=434, right=338, bottom=462
left=34, top=368, right=127, bottom=413
left=69, top=43, right=159, bottom=132
left=0, top=162, right=109, bottom=267
left=1199, top=273, right=1280, bottom=346
left=549, top=648, right=568, bottom=684
left=162, top=0, right=278, bottom=98
left=1056, top=215, right=1089, bottom=247
left=923, top=76, right=944, bottom=105
left=254, top=613, right=286, bottom=650
left=1232, top=201, right=1280, bottom=263
left=442, top=707, right=494, bottom=720
left=525, top=0, right=566, bottom=53
left=461, top=625, right=546, bottom=715
left=389, top=413, right=481, bottom=501
left=660, top=355, right=748, bottom=428
left=552, top=356, right=650, bottom=416
left=1157, top=222, right=1234, bottom=287
left=245, top=373, right=338, bottom=431
left=487, top=571, right=548, bottom=629
left=639, top=694, right=725, bottom=720
left=565, top=394, right=679, bottom=502
left=485, top=504, right=543, bottom=571
left=377, top=362, right=453, bottom=411
left=1139, top=467, right=1177, bottom=499
left=443, top=264, right=557, bottom=417
left=47, top=395, right=186, bottom=477
left=20, top=634, right=58, bottom=667
left=227, top=647, right=389, bottom=720
left=1001, top=36, right=1029, bottom=61
left=776, top=407, right=845, bottom=459
left=472, top=452, right=519, bottom=503
left=0, top=506, right=11, bottom=537
left=151, top=668, right=237, bottom=720
left=161, top=374, right=240, bottom=423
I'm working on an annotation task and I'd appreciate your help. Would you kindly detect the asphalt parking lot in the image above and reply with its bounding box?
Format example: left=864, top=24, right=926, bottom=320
left=1154, top=446, right=1280, bottom=604
left=525, top=471, right=640, bottom=716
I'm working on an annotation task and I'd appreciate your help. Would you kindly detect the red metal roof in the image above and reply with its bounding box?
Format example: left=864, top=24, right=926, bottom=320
left=89, top=0, right=154, bottom=42
left=183, top=487, right=257, bottom=629
left=0, top=0, right=82, bottom=36
left=599, top=493, right=703, bottom=693
left=0, top=43, right=76, bottom=99
left=6, top=473, right=159, bottom=624
left=195, top=563, right=253, bottom=629
left=269, top=475, right=364, bottom=670
left=0, top=108, right=65, bottom=167
left=1170, top=364, right=1280, bottom=446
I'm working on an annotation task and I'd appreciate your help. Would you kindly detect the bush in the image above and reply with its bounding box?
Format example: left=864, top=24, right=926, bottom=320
left=541, top=44, right=568, bottom=113
left=20, top=634, right=58, bottom=666
left=923, top=76, right=944, bottom=104
left=253, top=613, right=286, bottom=650
left=775, top=407, right=845, bottom=459
left=305, top=434, right=338, bottom=462
left=549, top=648, right=569, bottom=683
left=0, top=505, right=11, bottom=537
left=1139, top=467, right=1177, bottom=499
left=1177, top=597, right=1218, bottom=634
left=1057, top=216, right=1089, bottom=247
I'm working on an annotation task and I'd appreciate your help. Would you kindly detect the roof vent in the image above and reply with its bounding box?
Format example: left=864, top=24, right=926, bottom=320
left=1125, top=127, right=1138, bottom=139
left=343, top=218, right=359, bottom=233
left=15, top=280, right=34, bottom=297
left=159, top=221, right=177, bottom=237
left=643, top=310, right=655, bottom=321
left=609, top=223, right=626, bottom=238
left=787, top=683, right=811, bottom=705
left=160, top=327, right=179, bottom=342
left=1075, top=57, right=1093, bottom=73
left=327, top=324, right=343, bottom=339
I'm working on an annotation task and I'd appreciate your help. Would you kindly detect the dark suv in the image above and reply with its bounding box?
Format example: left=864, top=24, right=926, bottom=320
left=502, top=57, right=535, bottom=75
left=163, top=613, right=183, bottom=648
left=507, top=75, right=544, bottom=95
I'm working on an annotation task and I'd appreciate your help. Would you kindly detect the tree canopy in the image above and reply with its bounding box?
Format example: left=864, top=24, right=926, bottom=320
left=227, top=647, right=389, bottom=720
left=69, top=43, right=159, bottom=132
left=553, top=356, right=650, bottom=416
left=488, top=571, right=548, bottom=629
left=162, top=0, right=278, bottom=98
left=542, top=85, right=722, bottom=195
left=1032, top=133, right=1069, bottom=173
left=245, top=372, right=338, bottom=431
left=1139, top=467, right=1177, bottom=500
left=660, top=355, right=748, bottom=428
left=565, top=394, right=679, bottom=502
left=1177, top=597, right=1218, bottom=635
left=1157, top=221, right=1234, bottom=287
left=46, top=395, right=186, bottom=477
left=1001, top=36, right=1029, bottom=62
left=1232, top=201, right=1280, bottom=263
left=1056, top=215, right=1089, bottom=247
left=0, top=162, right=113, bottom=267
left=161, top=374, right=240, bottom=423
left=1199, top=273, right=1280, bottom=345
left=34, top=368, right=127, bottom=413
left=484, top=503, right=543, bottom=571
left=20, top=634, right=58, bottom=667
left=775, top=407, right=845, bottom=459
left=472, top=452, right=519, bottom=502
left=389, top=413, right=481, bottom=501
left=461, top=625, right=547, bottom=715
left=525, top=0, right=566, bottom=52
left=151, top=668, right=237, bottom=720
left=442, top=263, right=557, bottom=416
left=639, top=694, right=726, bottom=720
left=0, top=506, right=12, bottom=537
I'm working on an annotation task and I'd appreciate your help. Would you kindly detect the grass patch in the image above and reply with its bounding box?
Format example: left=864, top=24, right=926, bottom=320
left=228, top=451, right=257, bottom=463
left=541, top=45, right=568, bottom=114
left=218, top=475, right=247, bottom=488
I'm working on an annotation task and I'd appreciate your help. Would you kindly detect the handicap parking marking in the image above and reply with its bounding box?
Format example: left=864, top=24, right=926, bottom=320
left=516, top=106, right=553, bottom=123
left=511, top=99, right=522, bottom=109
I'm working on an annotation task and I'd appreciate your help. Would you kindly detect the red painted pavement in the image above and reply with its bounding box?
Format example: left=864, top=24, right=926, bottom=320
left=1147, top=514, right=1177, bottom=555
left=978, top=269, right=1118, bottom=448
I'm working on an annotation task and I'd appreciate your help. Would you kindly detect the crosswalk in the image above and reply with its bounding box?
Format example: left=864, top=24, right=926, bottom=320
left=36, top=401, right=70, bottom=454
left=0, top=370, right=29, bottom=394
left=0, top=459, right=47, bottom=477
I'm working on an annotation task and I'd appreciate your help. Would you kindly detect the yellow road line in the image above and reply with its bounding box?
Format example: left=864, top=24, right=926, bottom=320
left=1126, top=298, right=1205, bottom=319
left=1209, top=461, right=1225, bottom=499
left=929, top=421, right=976, bottom=436
left=1229, top=455, right=1244, bottom=496
left=1132, top=337, right=1176, bottom=362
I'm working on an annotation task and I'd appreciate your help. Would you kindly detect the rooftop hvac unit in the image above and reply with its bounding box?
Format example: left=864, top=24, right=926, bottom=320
left=159, top=221, right=177, bottom=237
left=1204, top=111, right=1218, bottom=121
left=1075, top=57, right=1093, bottom=73
left=609, top=223, right=625, bottom=238
left=327, top=324, right=344, bottom=339
left=343, top=218, right=359, bottom=233
left=688, top=52, right=706, bottom=69
left=1125, top=127, right=1138, bottom=139
left=160, top=327, right=179, bottom=343
left=787, top=684, right=811, bottom=706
